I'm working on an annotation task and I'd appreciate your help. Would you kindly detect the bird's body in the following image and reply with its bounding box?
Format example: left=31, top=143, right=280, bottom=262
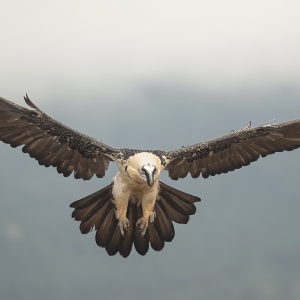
left=112, top=152, right=163, bottom=227
left=112, top=152, right=163, bottom=236
left=1, top=94, right=300, bottom=257
left=70, top=150, right=197, bottom=256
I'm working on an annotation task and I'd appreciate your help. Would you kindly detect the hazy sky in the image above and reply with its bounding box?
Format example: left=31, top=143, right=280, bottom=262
left=1, top=0, right=300, bottom=100
left=1, top=1, right=300, bottom=300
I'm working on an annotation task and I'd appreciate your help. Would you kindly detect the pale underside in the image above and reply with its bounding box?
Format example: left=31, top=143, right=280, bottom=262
left=112, top=152, right=164, bottom=236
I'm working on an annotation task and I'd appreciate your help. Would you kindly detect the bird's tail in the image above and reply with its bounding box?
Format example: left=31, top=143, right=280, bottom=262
left=70, top=181, right=200, bottom=257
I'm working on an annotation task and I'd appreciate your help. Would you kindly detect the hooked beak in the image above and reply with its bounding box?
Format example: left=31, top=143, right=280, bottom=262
left=142, top=165, right=156, bottom=187
left=146, top=175, right=154, bottom=187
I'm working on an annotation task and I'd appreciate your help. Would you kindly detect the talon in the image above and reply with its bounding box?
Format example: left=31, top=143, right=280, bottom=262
left=118, top=218, right=129, bottom=236
left=136, top=217, right=148, bottom=236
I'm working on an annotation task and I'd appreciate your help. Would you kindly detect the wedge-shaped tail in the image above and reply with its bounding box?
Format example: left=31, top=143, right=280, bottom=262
left=70, top=181, right=200, bottom=257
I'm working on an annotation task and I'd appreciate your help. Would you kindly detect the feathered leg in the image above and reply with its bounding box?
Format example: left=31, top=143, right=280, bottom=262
left=112, top=172, right=131, bottom=236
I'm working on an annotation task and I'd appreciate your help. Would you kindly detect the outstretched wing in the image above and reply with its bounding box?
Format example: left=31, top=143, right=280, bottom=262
left=0, top=95, right=120, bottom=180
left=165, top=119, right=300, bottom=180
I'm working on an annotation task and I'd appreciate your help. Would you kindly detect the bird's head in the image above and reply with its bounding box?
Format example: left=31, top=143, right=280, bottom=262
left=138, top=164, right=158, bottom=187
left=126, top=152, right=162, bottom=187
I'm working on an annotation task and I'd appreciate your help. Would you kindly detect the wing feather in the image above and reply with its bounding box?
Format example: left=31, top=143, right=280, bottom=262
left=165, top=119, right=300, bottom=179
left=0, top=95, right=120, bottom=180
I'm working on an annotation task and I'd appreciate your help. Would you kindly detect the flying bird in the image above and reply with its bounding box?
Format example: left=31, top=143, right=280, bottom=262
left=1, top=95, right=300, bottom=257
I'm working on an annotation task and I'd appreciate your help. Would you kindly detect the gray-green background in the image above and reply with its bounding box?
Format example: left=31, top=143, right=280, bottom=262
left=1, top=1, right=300, bottom=299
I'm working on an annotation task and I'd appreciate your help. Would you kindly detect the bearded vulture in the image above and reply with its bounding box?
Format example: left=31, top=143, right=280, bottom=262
left=1, top=95, right=300, bottom=257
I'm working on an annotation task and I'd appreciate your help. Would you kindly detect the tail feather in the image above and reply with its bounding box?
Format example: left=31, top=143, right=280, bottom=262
left=153, top=203, right=174, bottom=242
left=79, top=198, right=112, bottom=234
left=160, top=189, right=196, bottom=215
left=102, top=209, right=118, bottom=246
left=70, top=181, right=200, bottom=257
left=106, top=219, right=123, bottom=256
left=158, top=197, right=190, bottom=224
left=158, top=181, right=200, bottom=224
left=119, top=203, right=136, bottom=257
left=80, top=192, right=111, bottom=224
left=71, top=184, right=112, bottom=210
left=148, top=222, right=164, bottom=251
left=71, top=199, right=99, bottom=221
left=95, top=208, right=116, bottom=248
left=134, top=205, right=150, bottom=256
left=160, top=182, right=200, bottom=204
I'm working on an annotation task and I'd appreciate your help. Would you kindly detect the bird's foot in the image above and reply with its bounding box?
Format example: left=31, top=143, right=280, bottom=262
left=118, top=218, right=129, bottom=236
left=136, top=217, right=148, bottom=236
left=136, top=211, right=156, bottom=236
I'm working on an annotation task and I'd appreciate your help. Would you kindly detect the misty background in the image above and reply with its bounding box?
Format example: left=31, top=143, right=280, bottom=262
left=1, top=1, right=300, bottom=299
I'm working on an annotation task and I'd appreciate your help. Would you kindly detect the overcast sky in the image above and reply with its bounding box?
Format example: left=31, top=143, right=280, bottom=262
left=1, top=0, right=300, bottom=100
left=1, top=1, right=300, bottom=300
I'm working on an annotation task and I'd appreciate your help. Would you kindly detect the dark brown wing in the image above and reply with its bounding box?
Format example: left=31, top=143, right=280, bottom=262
left=165, top=119, right=300, bottom=180
left=0, top=95, right=120, bottom=180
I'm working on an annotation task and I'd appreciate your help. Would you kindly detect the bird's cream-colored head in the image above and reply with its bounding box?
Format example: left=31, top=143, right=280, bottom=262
left=126, top=152, right=162, bottom=187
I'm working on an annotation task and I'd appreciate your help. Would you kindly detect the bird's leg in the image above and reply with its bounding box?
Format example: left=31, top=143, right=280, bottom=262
left=114, top=198, right=130, bottom=236
left=112, top=174, right=131, bottom=236
left=136, top=193, right=156, bottom=236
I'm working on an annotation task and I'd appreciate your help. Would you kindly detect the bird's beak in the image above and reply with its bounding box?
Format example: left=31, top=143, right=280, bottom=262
left=144, top=170, right=154, bottom=187
left=147, top=176, right=154, bottom=187
left=142, top=165, right=156, bottom=187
